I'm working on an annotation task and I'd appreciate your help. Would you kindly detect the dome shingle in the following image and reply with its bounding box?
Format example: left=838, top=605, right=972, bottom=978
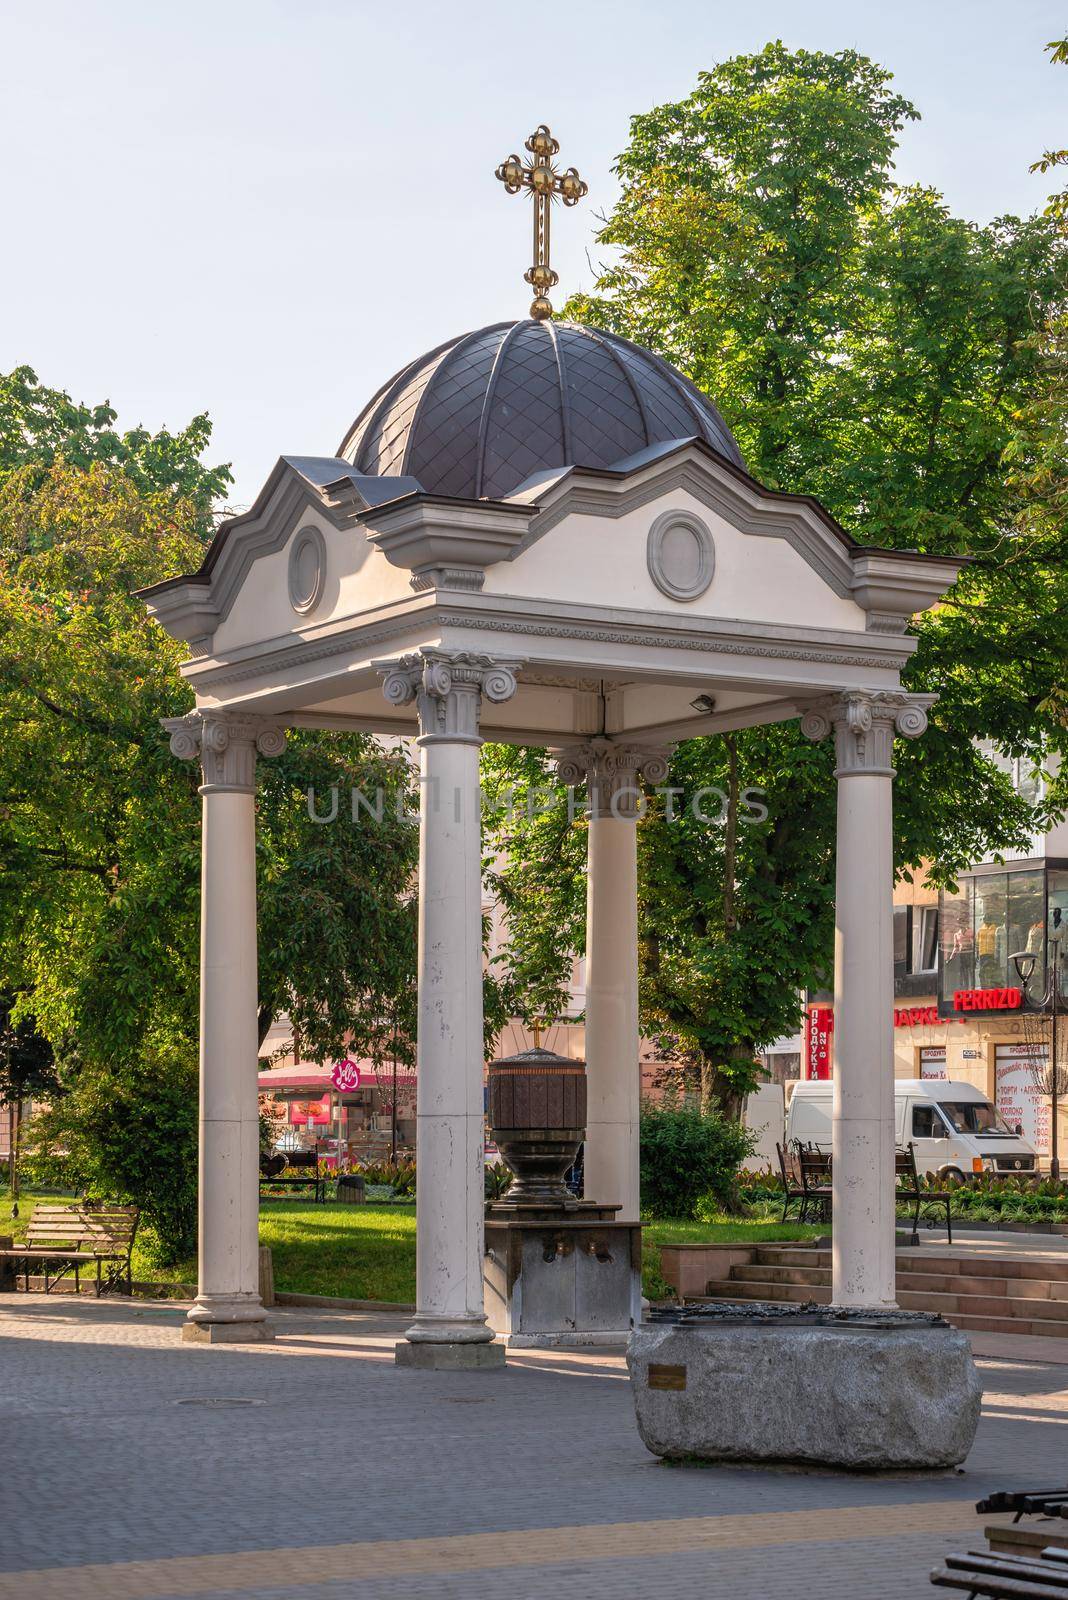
left=339, top=321, right=741, bottom=502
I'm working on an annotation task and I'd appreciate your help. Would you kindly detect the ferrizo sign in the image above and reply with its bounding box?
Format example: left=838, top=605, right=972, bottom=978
left=953, top=987, right=1023, bottom=1012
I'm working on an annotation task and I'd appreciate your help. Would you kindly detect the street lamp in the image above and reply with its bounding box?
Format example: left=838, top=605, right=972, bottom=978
left=1012, top=923, right=1066, bottom=1182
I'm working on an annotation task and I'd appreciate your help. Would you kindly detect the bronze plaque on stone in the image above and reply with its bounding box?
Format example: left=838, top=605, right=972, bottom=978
left=647, top=1363, right=687, bottom=1391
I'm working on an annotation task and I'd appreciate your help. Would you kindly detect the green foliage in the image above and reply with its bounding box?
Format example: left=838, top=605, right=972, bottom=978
left=639, top=1099, right=754, bottom=1220
left=0, top=995, right=58, bottom=1107
left=21, top=1047, right=198, bottom=1263
left=0, top=366, right=231, bottom=530
left=0, top=460, right=418, bottom=1072
left=481, top=745, right=587, bottom=1035
left=354, top=1158, right=417, bottom=1196
left=490, top=42, right=1068, bottom=1115
left=484, top=1161, right=514, bottom=1201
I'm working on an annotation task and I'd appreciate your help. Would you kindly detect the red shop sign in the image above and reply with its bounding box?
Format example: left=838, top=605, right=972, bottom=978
left=953, top=987, right=1022, bottom=1013
left=804, top=1005, right=834, bottom=1080
left=894, top=1006, right=939, bottom=1027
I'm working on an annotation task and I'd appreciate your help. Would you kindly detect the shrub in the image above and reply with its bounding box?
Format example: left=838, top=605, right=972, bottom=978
left=355, top=1158, right=416, bottom=1196
left=639, top=1099, right=754, bottom=1220
left=21, top=1047, right=198, bottom=1264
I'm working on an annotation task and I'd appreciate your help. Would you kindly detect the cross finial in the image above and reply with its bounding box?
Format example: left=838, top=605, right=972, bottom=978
left=495, top=125, right=588, bottom=322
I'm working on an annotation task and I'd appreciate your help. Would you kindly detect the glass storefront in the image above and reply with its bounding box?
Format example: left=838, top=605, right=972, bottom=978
left=939, top=866, right=1064, bottom=1013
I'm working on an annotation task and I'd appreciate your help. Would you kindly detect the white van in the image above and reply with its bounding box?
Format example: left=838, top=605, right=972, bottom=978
left=783, top=1079, right=1037, bottom=1182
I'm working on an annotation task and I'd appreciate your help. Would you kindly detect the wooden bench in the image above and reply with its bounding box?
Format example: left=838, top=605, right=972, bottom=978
left=0, top=1203, right=138, bottom=1296
left=931, top=1546, right=1068, bottom=1596
left=898, top=1142, right=953, bottom=1245
left=258, top=1147, right=326, bottom=1203
left=978, top=1490, right=1068, bottom=1525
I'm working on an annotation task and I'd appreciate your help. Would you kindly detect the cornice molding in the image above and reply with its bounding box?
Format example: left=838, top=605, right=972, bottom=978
left=188, top=594, right=915, bottom=690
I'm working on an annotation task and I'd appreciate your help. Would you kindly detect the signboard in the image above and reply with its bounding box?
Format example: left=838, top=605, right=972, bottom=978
left=289, top=1097, right=331, bottom=1127
left=804, top=1005, right=833, bottom=1080
left=995, top=1043, right=1049, bottom=1155
left=895, top=1006, right=939, bottom=1027
left=953, top=987, right=1022, bottom=1013
left=331, top=1058, right=362, bottom=1093
left=919, top=1046, right=948, bottom=1081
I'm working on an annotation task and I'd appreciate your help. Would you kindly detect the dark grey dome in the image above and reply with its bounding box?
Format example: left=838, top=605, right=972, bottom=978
left=338, top=320, right=742, bottom=502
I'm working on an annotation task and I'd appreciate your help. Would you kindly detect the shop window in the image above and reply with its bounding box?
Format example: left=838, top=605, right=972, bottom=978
left=910, top=906, right=939, bottom=975
left=940, top=867, right=1047, bottom=1010
left=1008, top=870, right=1045, bottom=991
left=973, top=872, right=1008, bottom=987
left=1051, top=869, right=1068, bottom=1002
left=940, top=884, right=974, bottom=1002
left=893, top=906, right=908, bottom=984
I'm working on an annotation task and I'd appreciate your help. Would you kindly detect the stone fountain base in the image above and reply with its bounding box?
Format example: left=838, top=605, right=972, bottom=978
left=484, top=1203, right=641, bottom=1347
left=628, top=1303, right=981, bottom=1471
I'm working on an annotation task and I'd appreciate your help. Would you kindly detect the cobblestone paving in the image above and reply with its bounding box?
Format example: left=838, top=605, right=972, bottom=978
left=1, top=1295, right=1064, bottom=1599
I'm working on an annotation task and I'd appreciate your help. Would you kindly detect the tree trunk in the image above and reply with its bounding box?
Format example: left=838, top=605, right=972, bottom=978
left=699, top=1043, right=753, bottom=1125
left=722, top=734, right=739, bottom=936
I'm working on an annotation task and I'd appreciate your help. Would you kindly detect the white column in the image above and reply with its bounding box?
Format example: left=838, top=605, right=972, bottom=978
left=165, top=712, right=286, bottom=1343
left=379, top=652, right=520, bottom=1353
left=802, top=692, right=931, bottom=1308
left=557, top=741, right=670, bottom=1221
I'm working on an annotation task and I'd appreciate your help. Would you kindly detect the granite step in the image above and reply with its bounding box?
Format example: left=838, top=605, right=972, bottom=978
left=700, top=1286, right=1068, bottom=1337
left=700, top=1274, right=1068, bottom=1337
left=753, top=1244, right=1068, bottom=1283
left=729, top=1264, right=1067, bottom=1299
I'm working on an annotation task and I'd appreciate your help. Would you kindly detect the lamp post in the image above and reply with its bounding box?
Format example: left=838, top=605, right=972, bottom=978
left=1012, top=923, right=1066, bottom=1182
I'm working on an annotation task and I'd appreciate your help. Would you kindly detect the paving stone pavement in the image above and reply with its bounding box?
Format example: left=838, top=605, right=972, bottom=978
left=1, top=1294, right=1066, bottom=1599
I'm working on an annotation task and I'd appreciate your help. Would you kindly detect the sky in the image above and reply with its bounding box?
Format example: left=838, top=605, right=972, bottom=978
left=1, top=0, right=1065, bottom=506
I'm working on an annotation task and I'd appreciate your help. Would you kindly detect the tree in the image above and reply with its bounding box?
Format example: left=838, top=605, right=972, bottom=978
left=0, top=459, right=418, bottom=1253
left=0, top=459, right=418, bottom=1063
left=0, top=366, right=231, bottom=528
left=487, top=43, right=1068, bottom=1112
left=0, top=995, right=57, bottom=1216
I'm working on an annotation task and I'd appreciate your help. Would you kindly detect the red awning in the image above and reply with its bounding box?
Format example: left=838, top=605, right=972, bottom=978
left=258, top=1062, right=416, bottom=1094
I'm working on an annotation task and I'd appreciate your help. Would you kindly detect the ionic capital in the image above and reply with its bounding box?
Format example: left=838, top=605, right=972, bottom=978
left=799, top=691, right=935, bottom=778
left=552, top=738, right=673, bottom=819
left=163, top=711, right=287, bottom=793
left=375, top=650, right=522, bottom=744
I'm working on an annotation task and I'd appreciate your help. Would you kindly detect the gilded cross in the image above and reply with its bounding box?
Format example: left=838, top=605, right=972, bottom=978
left=495, top=125, right=588, bottom=322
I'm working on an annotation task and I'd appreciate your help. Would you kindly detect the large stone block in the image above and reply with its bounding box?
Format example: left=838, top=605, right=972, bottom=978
left=628, top=1316, right=982, bottom=1471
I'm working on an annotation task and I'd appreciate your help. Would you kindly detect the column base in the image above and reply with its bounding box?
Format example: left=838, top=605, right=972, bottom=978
left=395, top=1340, right=506, bottom=1370
left=182, top=1320, right=274, bottom=1345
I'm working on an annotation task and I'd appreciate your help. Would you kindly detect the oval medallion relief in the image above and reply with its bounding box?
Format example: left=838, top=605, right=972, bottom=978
left=288, top=525, right=327, bottom=615
left=646, top=509, right=715, bottom=603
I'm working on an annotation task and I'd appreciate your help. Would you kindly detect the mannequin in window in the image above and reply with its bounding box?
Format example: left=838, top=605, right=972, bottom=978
left=977, top=915, right=1000, bottom=984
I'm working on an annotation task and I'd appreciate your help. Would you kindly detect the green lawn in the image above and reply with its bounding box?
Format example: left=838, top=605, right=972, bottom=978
left=1, top=1192, right=822, bottom=1305
left=0, top=1193, right=417, bottom=1303
left=641, top=1217, right=824, bottom=1300
left=260, top=1201, right=416, bottom=1303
